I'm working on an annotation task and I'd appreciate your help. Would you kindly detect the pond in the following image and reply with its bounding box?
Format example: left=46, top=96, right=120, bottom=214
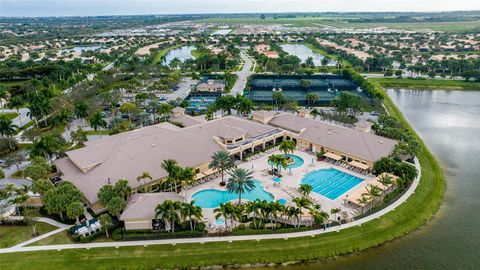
left=280, top=44, right=337, bottom=67
left=252, top=89, right=480, bottom=270
left=164, top=45, right=195, bottom=64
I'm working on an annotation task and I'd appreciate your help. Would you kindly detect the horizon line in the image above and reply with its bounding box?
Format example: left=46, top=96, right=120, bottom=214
left=2, top=9, right=480, bottom=19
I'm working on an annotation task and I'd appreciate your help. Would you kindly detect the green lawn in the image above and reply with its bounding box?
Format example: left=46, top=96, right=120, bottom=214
left=0, top=222, right=57, bottom=248
left=0, top=112, right=19, bottom=120
left=0, top=85, right=446, bottom=269
left=28, top=231, right=114, bottom=246
left=371, top=77, right=480, bottom=90
left=195, top=16, right=480, bottom=32
left=305, top=43, right=351, bottom=67
left=190, top=49, right=201, bottom=58
left=333, top=20, right=480, bottom=32
left=152, top=45, right=183, bottom=64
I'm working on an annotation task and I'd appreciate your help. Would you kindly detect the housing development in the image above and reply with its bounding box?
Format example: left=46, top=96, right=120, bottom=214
left=0, top=7, right=478, bottom=270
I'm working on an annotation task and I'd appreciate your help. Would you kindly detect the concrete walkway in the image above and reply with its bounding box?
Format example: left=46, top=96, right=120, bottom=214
left=0, top=158, right=421, bottom=254
left=4, top=216, right=71, bottom=249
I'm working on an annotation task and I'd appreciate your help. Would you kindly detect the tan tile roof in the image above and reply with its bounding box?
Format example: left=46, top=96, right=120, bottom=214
left=269, top=114, right=396, bottom=162
left=120, top=193, right=184, bottom=221
left=55, top=124, right=223, bottom=204
left=169, top=115, right=205, bottom=127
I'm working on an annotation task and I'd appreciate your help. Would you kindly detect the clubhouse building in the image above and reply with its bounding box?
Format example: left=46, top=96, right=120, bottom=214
left=54, top=109, right=397, bottom=214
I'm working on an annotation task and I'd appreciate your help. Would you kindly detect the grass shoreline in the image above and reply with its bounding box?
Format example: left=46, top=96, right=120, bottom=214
left=371, top=77, right=480, bottom=91
left=0, top=87, right=446, bottom=270
left=152, top=44, right=183, bottom=64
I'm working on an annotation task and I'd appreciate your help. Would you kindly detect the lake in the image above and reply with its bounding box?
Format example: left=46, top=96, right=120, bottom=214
left=280, top=44, right=337, bottom=67
left=252, top=89, right=480, bottom=269
left=211, top=29, right=231, bottom=35
left=164, top=45, right=195, bottom=64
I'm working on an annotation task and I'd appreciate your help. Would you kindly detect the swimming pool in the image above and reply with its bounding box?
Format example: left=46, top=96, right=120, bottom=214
left=191, top=180, right=274, bottom=208
left=268, top=154, right=304, bottom=169
left=300, top=168, right=363, bottom=200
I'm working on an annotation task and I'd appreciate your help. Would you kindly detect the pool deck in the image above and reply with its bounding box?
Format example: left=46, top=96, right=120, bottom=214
left=185, top=150, right=375, bottom=226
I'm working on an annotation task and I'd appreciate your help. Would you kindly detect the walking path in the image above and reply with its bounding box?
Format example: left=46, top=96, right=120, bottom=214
left=229, top=51, right=255, bottom=96
left=5, top=216, right=71, bottom=249
left=0, top=158, right=421, bottom=254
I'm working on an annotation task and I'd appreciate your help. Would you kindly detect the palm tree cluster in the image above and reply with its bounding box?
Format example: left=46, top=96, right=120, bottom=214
left=268, top=154, right=287, bottom=175
left=279, top=140, right=296, bottom=160
left=207, top=94, right=254, bottom=119
left=155, top=200, right=203, bottom=233
left=214, top=197, right=329, bottom=230
left=161, top=160, right=196, bottom=193
left=97, top=179, right=132, bottom=219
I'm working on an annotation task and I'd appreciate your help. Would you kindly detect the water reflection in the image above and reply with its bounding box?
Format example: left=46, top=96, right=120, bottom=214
left=251, top=89, right=480, bottom=270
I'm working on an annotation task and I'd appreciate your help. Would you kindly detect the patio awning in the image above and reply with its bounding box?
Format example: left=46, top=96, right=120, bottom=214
left=202, top=168, right=218, bottom=176
left=195, top=172, right=206, bottom=180
left=323, top=152, right=342, bottom=161
left=349, top=161, right=370, bottom=170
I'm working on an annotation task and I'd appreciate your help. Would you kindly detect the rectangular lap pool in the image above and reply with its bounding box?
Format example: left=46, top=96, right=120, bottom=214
left=300, top=168, right=363, bottom=200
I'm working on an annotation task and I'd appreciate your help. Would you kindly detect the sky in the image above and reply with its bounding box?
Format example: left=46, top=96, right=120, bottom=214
left=1, top=0, right=480, bottom=17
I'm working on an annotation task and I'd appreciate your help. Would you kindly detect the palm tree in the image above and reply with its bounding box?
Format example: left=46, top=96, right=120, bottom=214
left=268, top=154, right=287, bottom=174
left=298, top=184, right=313, bottom=197
left=268, top=200, right=284, bottom=228
left=177, top=167, right=196, bottom=194
left=66, top=201, right=84, bottom=224
left=0, top=116, right=17, bottom=137
left=378, top=174, right=394, bottom=202
left=226, top=168, right=255, bottom=204
left=305, top=93, right=318, bottom=105
left=180, top=201, right=203, bottom=231
left=136, top=171, right=152, bottom=192
left=88, top=111, right=107, bottom=132
left=161, top=159, right=179, bottom=192
left=267, top=155, right=277, bottom=172
left=155, top=202, right=171, bottom=232
left=155, top=200, right=180, bottom=233
left=53, top=108, right=72, bottom=129
left=279, top=140, right=296, bottom=159
left=330, top=207, right=341, bottom=222
left=98, top=213, right=113, bottom=238
left=74, top=101, right=89, bottom=127
left=246, top=199, right=261, bottom=229
left=356, top=195, right=370, bottom=214
left=209, top=150, right=234, bottom=185
left=214, top=202, right=236, bottom=231
left=114, top=179, right=132, bottom=200
left=293, top=197, right=311, bottom=225
left=363, top=184, right=382, bottom=208
left=285, top=206, right=302, bottom=228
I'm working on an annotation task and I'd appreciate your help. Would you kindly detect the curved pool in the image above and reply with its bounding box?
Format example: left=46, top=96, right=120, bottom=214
left=268, top=154, right=304, bottom=169
left=191, top=180, right=274, bottom=208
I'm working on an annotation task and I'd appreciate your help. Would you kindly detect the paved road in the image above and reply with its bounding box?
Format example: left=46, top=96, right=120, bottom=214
left=0, top=158, right=421, bottom=254
left=229, top=51, right=255, bottom=96
left=1, top=108, right=30, bottom=128
left=162, top=77, right=197, bottom=101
